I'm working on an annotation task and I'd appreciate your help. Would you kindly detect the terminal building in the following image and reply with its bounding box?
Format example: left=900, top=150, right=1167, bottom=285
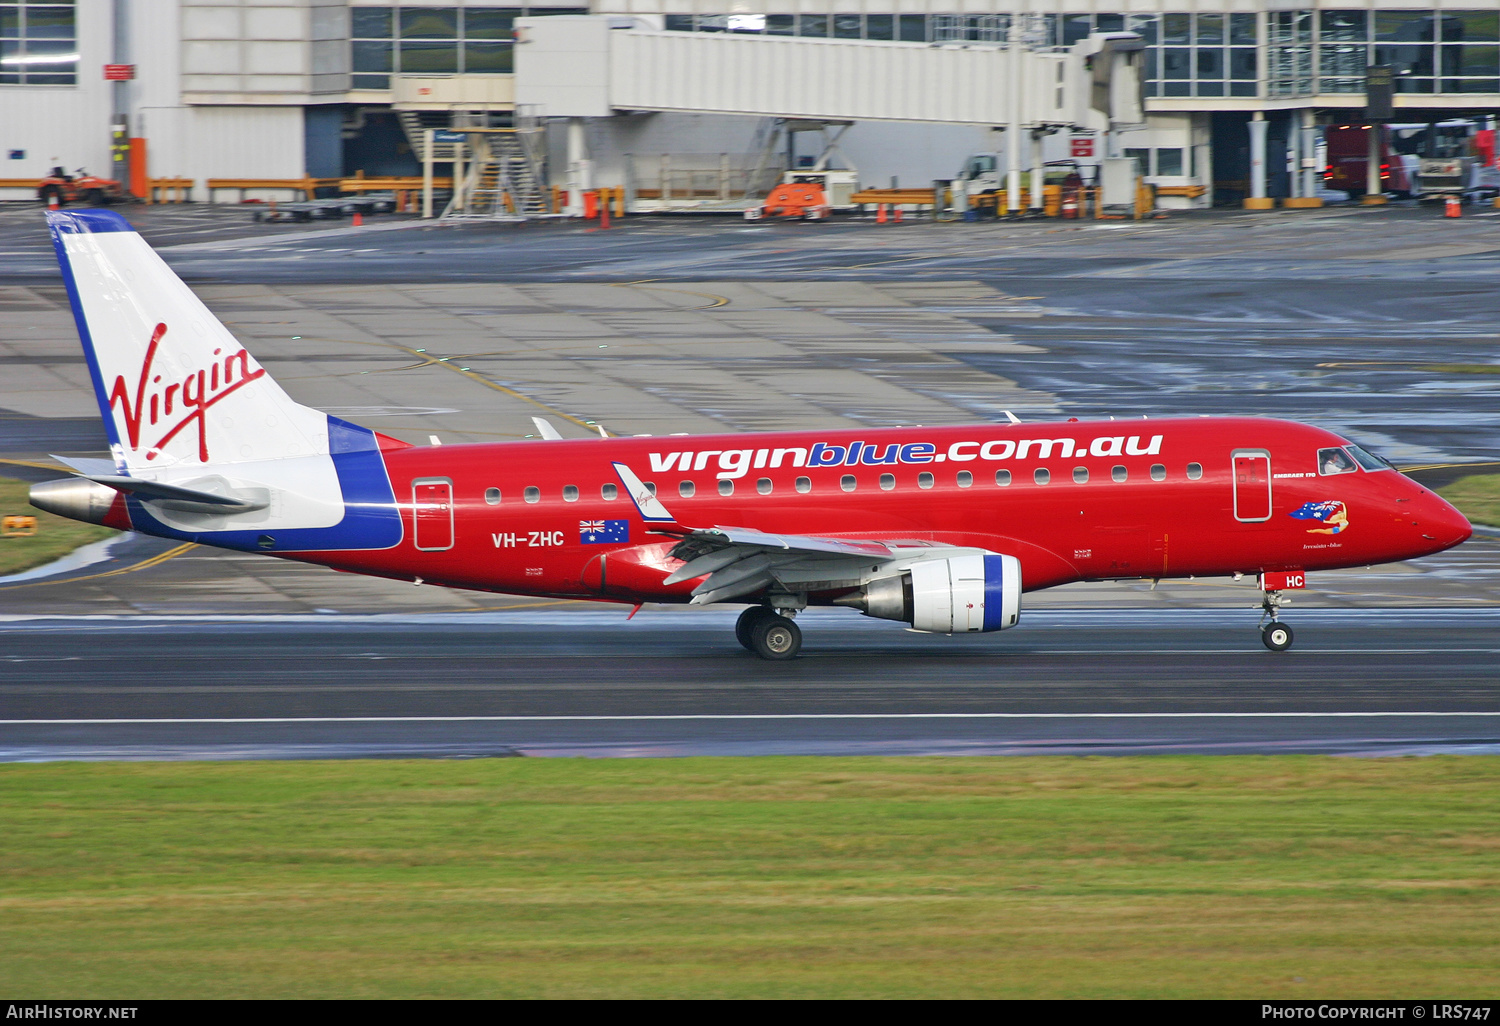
left=2, top=1, right=1497, bottom=208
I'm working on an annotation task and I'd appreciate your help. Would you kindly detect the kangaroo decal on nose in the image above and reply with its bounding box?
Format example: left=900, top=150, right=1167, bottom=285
left=1290, top=500, right=1349, bottom=535
left=108, top=322, right=266, bottom=463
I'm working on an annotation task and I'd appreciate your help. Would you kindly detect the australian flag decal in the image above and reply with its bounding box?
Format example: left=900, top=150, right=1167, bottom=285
left=580, top=519, right=629, bottom=544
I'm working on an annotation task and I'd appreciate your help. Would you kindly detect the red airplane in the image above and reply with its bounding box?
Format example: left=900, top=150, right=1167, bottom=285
left=31, top=210, right=1473, bottom=658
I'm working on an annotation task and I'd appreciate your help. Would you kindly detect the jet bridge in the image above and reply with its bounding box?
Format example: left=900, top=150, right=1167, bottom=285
left=514, top=17, right=1139, bottom=130
left=508, top=17, right=1142, bottom=216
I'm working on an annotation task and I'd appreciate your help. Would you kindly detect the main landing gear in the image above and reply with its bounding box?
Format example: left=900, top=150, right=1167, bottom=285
left=735, top=605, right=802, bottom=660
left=1259, top=589, right=1294, bottom=652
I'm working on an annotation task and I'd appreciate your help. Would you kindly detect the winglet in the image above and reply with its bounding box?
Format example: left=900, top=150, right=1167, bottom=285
left=531, top=416, right=564, bottom=440
left=612, top=462, right=676, bottom=523
left=1002, top=410, right=1022, bottom=424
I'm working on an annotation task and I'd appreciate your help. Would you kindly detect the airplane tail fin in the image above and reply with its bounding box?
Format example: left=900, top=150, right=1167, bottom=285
left=46, top=208, right=327, bottom=472
left=43, top=209, right=403, bottom=554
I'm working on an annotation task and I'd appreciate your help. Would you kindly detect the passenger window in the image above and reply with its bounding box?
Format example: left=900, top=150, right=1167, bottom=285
left=644, top=481, right=657, bottom=496
left=524, top=486, right=540, bottom=503
left=679, top=481, right=695, bottom=497
left=995, top=470, right=1011, bottom=486
left=1073, top=467, right=1088, bottom=483
left=1150, top=464, right=1166, bottom=482
left=879, top=473, right=895, bottom=491
left=918, top=472, right=935, bottom=489
left=563, top=485, right=579, bottom=502
left=1187, top=462, right=1203, bottom=480
left=1111, top=466, right=1127, bottom=483
left=601, top=483, right=617, bottom=500
left=757, top=478, right=772, bottom=495
left=840, top=475, right=856, bottom=492
left=718, top=480, right=733, bottom=496
left=957, top=471, right=972, bottom=488
left=1318, top=447, right=1358, bottom=476
left=795, top=476, right=811, bottom=493
left=484, top=487, right=501, bottom=505
left=1034, top=468, right=1050, bottom=485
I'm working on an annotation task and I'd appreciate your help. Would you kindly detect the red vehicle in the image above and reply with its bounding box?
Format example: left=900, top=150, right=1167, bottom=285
left=1324, top=125, right=1419, bottom=197
left=32, top=209, right=1473, bottom=659
left=37, top=166, right=126, bottom=207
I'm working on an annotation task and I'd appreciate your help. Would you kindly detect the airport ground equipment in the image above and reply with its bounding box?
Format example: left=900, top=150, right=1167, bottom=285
left=250, top=196, right=398, bottom=224
left=37, top=168, right=126, bottom=207
left=745, top=181, right=830, bottom=221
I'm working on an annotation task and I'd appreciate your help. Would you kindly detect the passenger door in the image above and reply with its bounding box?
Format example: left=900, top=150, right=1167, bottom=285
left=1232, top=450, right=1272, bottom=522
left=412, top=478, right=454, bottom=551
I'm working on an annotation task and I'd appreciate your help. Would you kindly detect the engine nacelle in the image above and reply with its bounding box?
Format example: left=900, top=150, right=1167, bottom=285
left=837, top=554, right=1021, bottom=634
left=29, top=477, right=121, bottom=526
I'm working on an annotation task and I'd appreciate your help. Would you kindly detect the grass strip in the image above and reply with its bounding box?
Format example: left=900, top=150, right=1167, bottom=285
left=1, top=756, right=1498, bottom=998
left=0, top=475, right=117, bottom=576
left=1438, top=473, right=1500, bottom=528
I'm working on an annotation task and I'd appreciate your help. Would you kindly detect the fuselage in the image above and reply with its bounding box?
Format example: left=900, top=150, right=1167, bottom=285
left=286, top=416, right=1472, bottom=604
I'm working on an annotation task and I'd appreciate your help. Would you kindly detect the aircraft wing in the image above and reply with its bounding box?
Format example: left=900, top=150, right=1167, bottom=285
left=663, top=527, right=899, bottom=605
left=613, top=461, right=901, bottom=604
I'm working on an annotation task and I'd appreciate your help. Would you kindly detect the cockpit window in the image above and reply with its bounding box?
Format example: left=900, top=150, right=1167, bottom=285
left=1318, top=447, right=1359, bottom=476
left=1345, top=444, right=1392, bottom=472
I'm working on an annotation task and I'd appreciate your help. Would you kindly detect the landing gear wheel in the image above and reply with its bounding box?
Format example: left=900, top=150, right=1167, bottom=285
left=735, top=606, right=774, bottom=651
left=1262, top=622, right=1294, bottom=652
left=751, top=615, right=801, bottom=660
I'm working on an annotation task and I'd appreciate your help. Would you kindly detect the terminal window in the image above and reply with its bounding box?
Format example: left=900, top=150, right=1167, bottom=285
left=1319, top=9, right=1497, bottom=94
left=0, top=2, right=76, bottom=86
left=352, top=5, right=588, bottom=88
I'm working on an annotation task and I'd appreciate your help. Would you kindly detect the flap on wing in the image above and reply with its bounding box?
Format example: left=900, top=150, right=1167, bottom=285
left=663, top=525, right=898, bottom=604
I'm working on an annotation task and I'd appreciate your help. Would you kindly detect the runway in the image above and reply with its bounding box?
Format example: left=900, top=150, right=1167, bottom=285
left=1, top=204, right=1495, bottom=761
left=2, top=608, right=1496, bottom=759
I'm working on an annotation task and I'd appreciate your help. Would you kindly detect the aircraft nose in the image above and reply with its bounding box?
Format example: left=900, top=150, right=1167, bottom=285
left=1418, top=490, right=1473, bottom=551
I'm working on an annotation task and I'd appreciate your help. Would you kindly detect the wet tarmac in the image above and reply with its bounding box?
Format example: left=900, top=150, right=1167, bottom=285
left=1, top=608, right=1497, bottom=760
left=0, top=201, right=1494, bottom=759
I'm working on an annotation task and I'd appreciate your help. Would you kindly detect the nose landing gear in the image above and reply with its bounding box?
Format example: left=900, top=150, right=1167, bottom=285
left=735, top=605, right=803, bottom=660
left=1258, top=588, right=1294, bottom=651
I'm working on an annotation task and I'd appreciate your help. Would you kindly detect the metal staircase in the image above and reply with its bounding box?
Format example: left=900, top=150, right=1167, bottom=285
left=395, top=110, right=553, bottom=220
left=442, top=129, right=552, bottom=220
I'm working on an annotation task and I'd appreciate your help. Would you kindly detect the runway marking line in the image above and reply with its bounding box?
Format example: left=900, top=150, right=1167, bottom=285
left=5, top=712, right=1500, bottom=725
left=0, top=542, right=197, bottom=591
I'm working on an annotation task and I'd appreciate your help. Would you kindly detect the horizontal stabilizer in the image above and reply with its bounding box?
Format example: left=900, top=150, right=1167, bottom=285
left=52, top=455, right=119, bottom=477
left=83, top=475, right=268, bottom=513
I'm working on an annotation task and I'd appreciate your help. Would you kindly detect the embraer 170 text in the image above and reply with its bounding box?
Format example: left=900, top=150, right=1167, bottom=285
left=31, top=211, right=1473, bottom=659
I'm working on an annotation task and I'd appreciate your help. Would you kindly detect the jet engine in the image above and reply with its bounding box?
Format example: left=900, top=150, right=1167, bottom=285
left=29, top=478, right=122, bottom=526
left=834, top=553, right=1021, bottom=633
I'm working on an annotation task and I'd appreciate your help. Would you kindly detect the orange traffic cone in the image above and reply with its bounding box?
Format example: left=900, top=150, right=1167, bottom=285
left=47, top=194, right=58, bottom=210
left=1444, top=195, right=1461, bottom=218
left=876, top=204, right=887, bottom=223
left=894, top=206, right=903, bottom=223
left=352, top=211, right=363, bottom=226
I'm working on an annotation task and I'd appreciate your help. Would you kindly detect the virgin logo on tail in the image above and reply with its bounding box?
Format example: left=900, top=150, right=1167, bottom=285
left=108, top=322, right=265, bottom=462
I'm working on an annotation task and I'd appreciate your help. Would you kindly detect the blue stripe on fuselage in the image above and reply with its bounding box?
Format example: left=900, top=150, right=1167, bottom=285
left=123, top=415, right=404, bottom=552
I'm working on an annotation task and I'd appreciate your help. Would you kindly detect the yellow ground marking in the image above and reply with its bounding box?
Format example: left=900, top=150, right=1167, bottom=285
left=303, top=337, right=598, bottom=433
left=1400, top=461, right=1500, bottom=473
left=610, top=279, right=731, bottom=309
left=0, top=457, right=68, bottom=473
left=0, top=542, right=197, bottom=591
